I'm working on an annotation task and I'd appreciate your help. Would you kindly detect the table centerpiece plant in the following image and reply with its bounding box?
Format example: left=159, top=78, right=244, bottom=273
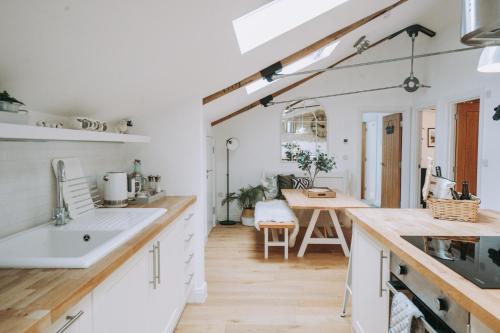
left=296, top=149, right=336, bottom=188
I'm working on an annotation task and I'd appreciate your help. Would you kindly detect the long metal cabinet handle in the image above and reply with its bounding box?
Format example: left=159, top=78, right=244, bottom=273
left=185, top=253, right=195, bottom=264
left=379, top=250, right=388, bottom=297
left=56, top=311, right=84, bottom=333
left=156, top=241, right=161, bottom=285
left=149, top=244, right=157, bottom=289
left=185, top=273, right=194, bottom=286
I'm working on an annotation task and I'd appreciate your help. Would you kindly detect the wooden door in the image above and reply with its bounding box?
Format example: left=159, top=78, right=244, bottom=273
left=381, top=113, right=402, bottom=208
left=455, top=99, right=480, bottom=194
left=361, top=122, right=367, bottom=200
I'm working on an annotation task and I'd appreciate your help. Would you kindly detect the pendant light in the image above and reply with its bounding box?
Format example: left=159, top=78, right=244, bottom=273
left=477, top=46, right=500, bottom=73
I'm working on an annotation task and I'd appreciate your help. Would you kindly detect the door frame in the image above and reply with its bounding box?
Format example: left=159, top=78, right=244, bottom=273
left=447, top=95, right=483, bottom=197
left=413, top=106, right=437, bottom=208
left=358, top=107, right=411, bottom=208
left=206, top=135, right=216, bottom=242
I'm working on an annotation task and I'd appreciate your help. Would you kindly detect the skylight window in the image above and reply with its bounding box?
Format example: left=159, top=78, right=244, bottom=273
left=233, top=0, right=349, bottom=54
left=245, top=41, right=340, bottom=94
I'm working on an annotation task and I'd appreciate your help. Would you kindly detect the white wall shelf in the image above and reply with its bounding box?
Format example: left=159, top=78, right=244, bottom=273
left=0, top=123, right=150, bottom=143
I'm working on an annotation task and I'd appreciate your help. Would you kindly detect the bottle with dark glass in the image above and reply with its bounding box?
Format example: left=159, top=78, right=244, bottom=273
left=459, top=181, right=471, bottom=200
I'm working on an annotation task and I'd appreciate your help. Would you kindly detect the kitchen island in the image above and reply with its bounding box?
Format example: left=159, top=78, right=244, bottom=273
left=346, top=208, right=500, bottom=333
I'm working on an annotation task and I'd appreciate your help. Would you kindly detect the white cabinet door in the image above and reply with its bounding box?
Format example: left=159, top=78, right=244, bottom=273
left=148, top=220, right=184, bottom=333
left=45, top=295, right=92, bottom=333
left=93, top=250, right=149, bottom=333
left=470, top=315, right=494, bottom=333
left=351, top=223, right=390, bottom=333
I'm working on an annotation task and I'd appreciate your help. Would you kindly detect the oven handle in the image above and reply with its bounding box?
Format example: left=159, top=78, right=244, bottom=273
left=386, top=281, right=438, bottom=333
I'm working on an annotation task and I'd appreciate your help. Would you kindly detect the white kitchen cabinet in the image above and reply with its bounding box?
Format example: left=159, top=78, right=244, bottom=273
left=92, top=248, right=150, bottom=333
left=47, top=204, right=195, bottom=333
left=148, top=220, right=184, bottom=333
left=351, top=223, right=390, bottom=333
left=470, top=315, right=494, bottom=333
left=46, top=295, right=92, bottom=333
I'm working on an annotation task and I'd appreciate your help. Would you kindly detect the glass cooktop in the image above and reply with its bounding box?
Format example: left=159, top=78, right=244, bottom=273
left=402, top=236, right=500, bottom=289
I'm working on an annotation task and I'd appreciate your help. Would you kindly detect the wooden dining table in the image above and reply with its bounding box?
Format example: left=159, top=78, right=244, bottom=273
left=281, top=189, right=369, bottom=257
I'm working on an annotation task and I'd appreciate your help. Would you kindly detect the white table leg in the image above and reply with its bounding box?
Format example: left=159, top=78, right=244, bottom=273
left=298, top=209, right=320, bottom=257
left=313, top=227, right=324, bottom=238
left=284, top=228, right=289, bottom=259
left=264, top=228, right=269, bottom=259
left=271, top=229, right=278, bottom=241
left=329, top=209, right=350, bottom=257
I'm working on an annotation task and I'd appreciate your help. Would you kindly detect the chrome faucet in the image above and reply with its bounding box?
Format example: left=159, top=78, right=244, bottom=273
left=53, top=160, right=67, bottom=226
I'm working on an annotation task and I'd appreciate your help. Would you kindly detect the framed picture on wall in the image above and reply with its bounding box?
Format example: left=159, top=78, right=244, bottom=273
left=427, top=128, right=436, bottom=147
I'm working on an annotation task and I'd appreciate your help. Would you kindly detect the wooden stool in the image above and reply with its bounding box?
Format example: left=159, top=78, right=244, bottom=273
left=259, top=222, right=295, bottom=259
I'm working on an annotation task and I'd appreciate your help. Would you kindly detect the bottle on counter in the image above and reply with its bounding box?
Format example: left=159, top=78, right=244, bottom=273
left=459, top=181, right=471, bottom=200
left=132, top=159, right=143, bottom=194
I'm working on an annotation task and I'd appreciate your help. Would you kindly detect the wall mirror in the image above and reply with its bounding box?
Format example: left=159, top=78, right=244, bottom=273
left=280, top=99, right=327, bottom=161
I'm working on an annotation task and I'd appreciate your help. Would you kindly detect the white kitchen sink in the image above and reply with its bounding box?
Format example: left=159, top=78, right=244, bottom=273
left=0, top=208, right=166, bottom=268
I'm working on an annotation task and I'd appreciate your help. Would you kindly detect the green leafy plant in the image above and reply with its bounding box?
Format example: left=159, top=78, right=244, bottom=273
left=0, top=91, right=24, bottom=105
left=282, top=142, right=301, bottom=161
left=296, top=150, right=336, bottom=187
left=222, top=185, right=267, bottom=210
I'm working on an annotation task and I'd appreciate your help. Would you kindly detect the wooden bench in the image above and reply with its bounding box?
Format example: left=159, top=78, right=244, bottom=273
left=259, top=222, right=295, bottom=259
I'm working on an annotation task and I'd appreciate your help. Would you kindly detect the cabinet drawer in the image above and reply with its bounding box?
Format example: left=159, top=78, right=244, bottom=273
left=45, top=295, right=92, bottom=333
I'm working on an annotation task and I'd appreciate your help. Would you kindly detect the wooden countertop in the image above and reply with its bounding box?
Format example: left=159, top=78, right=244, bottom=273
left=346, top=208, right=500, bottom=332
left=0, top=196, right=196, bottom=333
left=282, top=189, right=369, bottom=209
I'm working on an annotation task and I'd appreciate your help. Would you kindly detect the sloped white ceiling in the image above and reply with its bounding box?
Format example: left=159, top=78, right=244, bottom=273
left=0, top=0, right=456, bottom=122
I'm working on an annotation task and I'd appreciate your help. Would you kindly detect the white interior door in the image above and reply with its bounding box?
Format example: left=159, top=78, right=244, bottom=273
left=206, top=136, right=215, bottom=239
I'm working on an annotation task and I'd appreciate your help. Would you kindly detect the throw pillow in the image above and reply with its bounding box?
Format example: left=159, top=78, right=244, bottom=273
left=277, top=174, right=295, bottom=199
left=261, top=175, right=278, bottom=200
left=292, top=177, right=312, bottom=190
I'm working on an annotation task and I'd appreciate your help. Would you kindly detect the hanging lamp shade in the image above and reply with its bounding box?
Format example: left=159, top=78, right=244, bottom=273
left=477, top=46, right=500, bottom=73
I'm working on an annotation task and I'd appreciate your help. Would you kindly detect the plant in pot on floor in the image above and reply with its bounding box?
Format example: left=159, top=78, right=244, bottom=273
left=296, top=150, right=336, bottom=188
left=221, top=185, right=266, bottom=227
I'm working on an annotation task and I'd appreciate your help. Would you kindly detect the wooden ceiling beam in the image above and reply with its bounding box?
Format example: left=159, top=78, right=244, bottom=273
left=210, top=36, right=391, bottom=127
left=203, top=0, right=408, bottom=105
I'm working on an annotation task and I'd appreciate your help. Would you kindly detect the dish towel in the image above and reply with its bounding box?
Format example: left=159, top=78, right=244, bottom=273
left=389, top=292, right=424, bottom=333
left=254, top=200, right=299, bottom=247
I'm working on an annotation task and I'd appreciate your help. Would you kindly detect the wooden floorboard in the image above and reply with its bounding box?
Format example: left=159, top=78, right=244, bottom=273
left=175, top=224, right=351, bottom=333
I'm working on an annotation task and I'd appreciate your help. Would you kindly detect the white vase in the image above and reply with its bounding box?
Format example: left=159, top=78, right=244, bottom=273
left=241, top=216, right=255, bottom=227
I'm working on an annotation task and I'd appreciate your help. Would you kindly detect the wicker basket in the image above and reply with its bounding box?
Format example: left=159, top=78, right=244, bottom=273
left=427, top=197, right=480, bottom=222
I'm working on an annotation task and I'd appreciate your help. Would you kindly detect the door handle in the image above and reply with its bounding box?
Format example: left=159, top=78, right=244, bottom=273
left=56, top=311, right=84, bottom=333
left=379, top=250, right=388, bottom=297
left=149, top=244, right=158, bottom=289
left=156, top=241, right=161, bottom=285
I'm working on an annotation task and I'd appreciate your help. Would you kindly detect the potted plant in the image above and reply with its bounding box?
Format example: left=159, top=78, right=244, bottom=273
left=221, top=185, right=266, bottom=226
left=0, top=91, right=25, bottom=112
left=296, top=150, right=336, bottom=187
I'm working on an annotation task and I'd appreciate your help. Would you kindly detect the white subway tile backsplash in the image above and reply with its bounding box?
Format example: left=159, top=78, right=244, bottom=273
left=0, top=141, right=134, bottom=238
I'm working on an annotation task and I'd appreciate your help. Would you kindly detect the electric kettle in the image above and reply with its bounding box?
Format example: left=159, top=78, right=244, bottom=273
left=103, top=172, right=128, bottom=207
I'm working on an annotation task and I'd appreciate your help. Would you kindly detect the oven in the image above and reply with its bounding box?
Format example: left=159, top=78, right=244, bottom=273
left=389, top=253, right=471, bottom=333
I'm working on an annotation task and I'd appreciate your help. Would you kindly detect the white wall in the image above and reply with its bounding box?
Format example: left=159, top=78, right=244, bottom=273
left=212, top=20, right=500, bottom=217
left=411, top=25, right=500, bottom=210
left=0, top=140, right=133, bottom=238
left=420, top=109, right=436, bottom=166
left=133, top=98, right=207, bottom=302
left=213, top=36, right=414, bottom=220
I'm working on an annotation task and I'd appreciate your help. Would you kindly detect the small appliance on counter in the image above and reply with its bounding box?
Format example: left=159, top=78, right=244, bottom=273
left=126, top=159, right=165, bottom=205
left=103, top=172, right=128, bottom=207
